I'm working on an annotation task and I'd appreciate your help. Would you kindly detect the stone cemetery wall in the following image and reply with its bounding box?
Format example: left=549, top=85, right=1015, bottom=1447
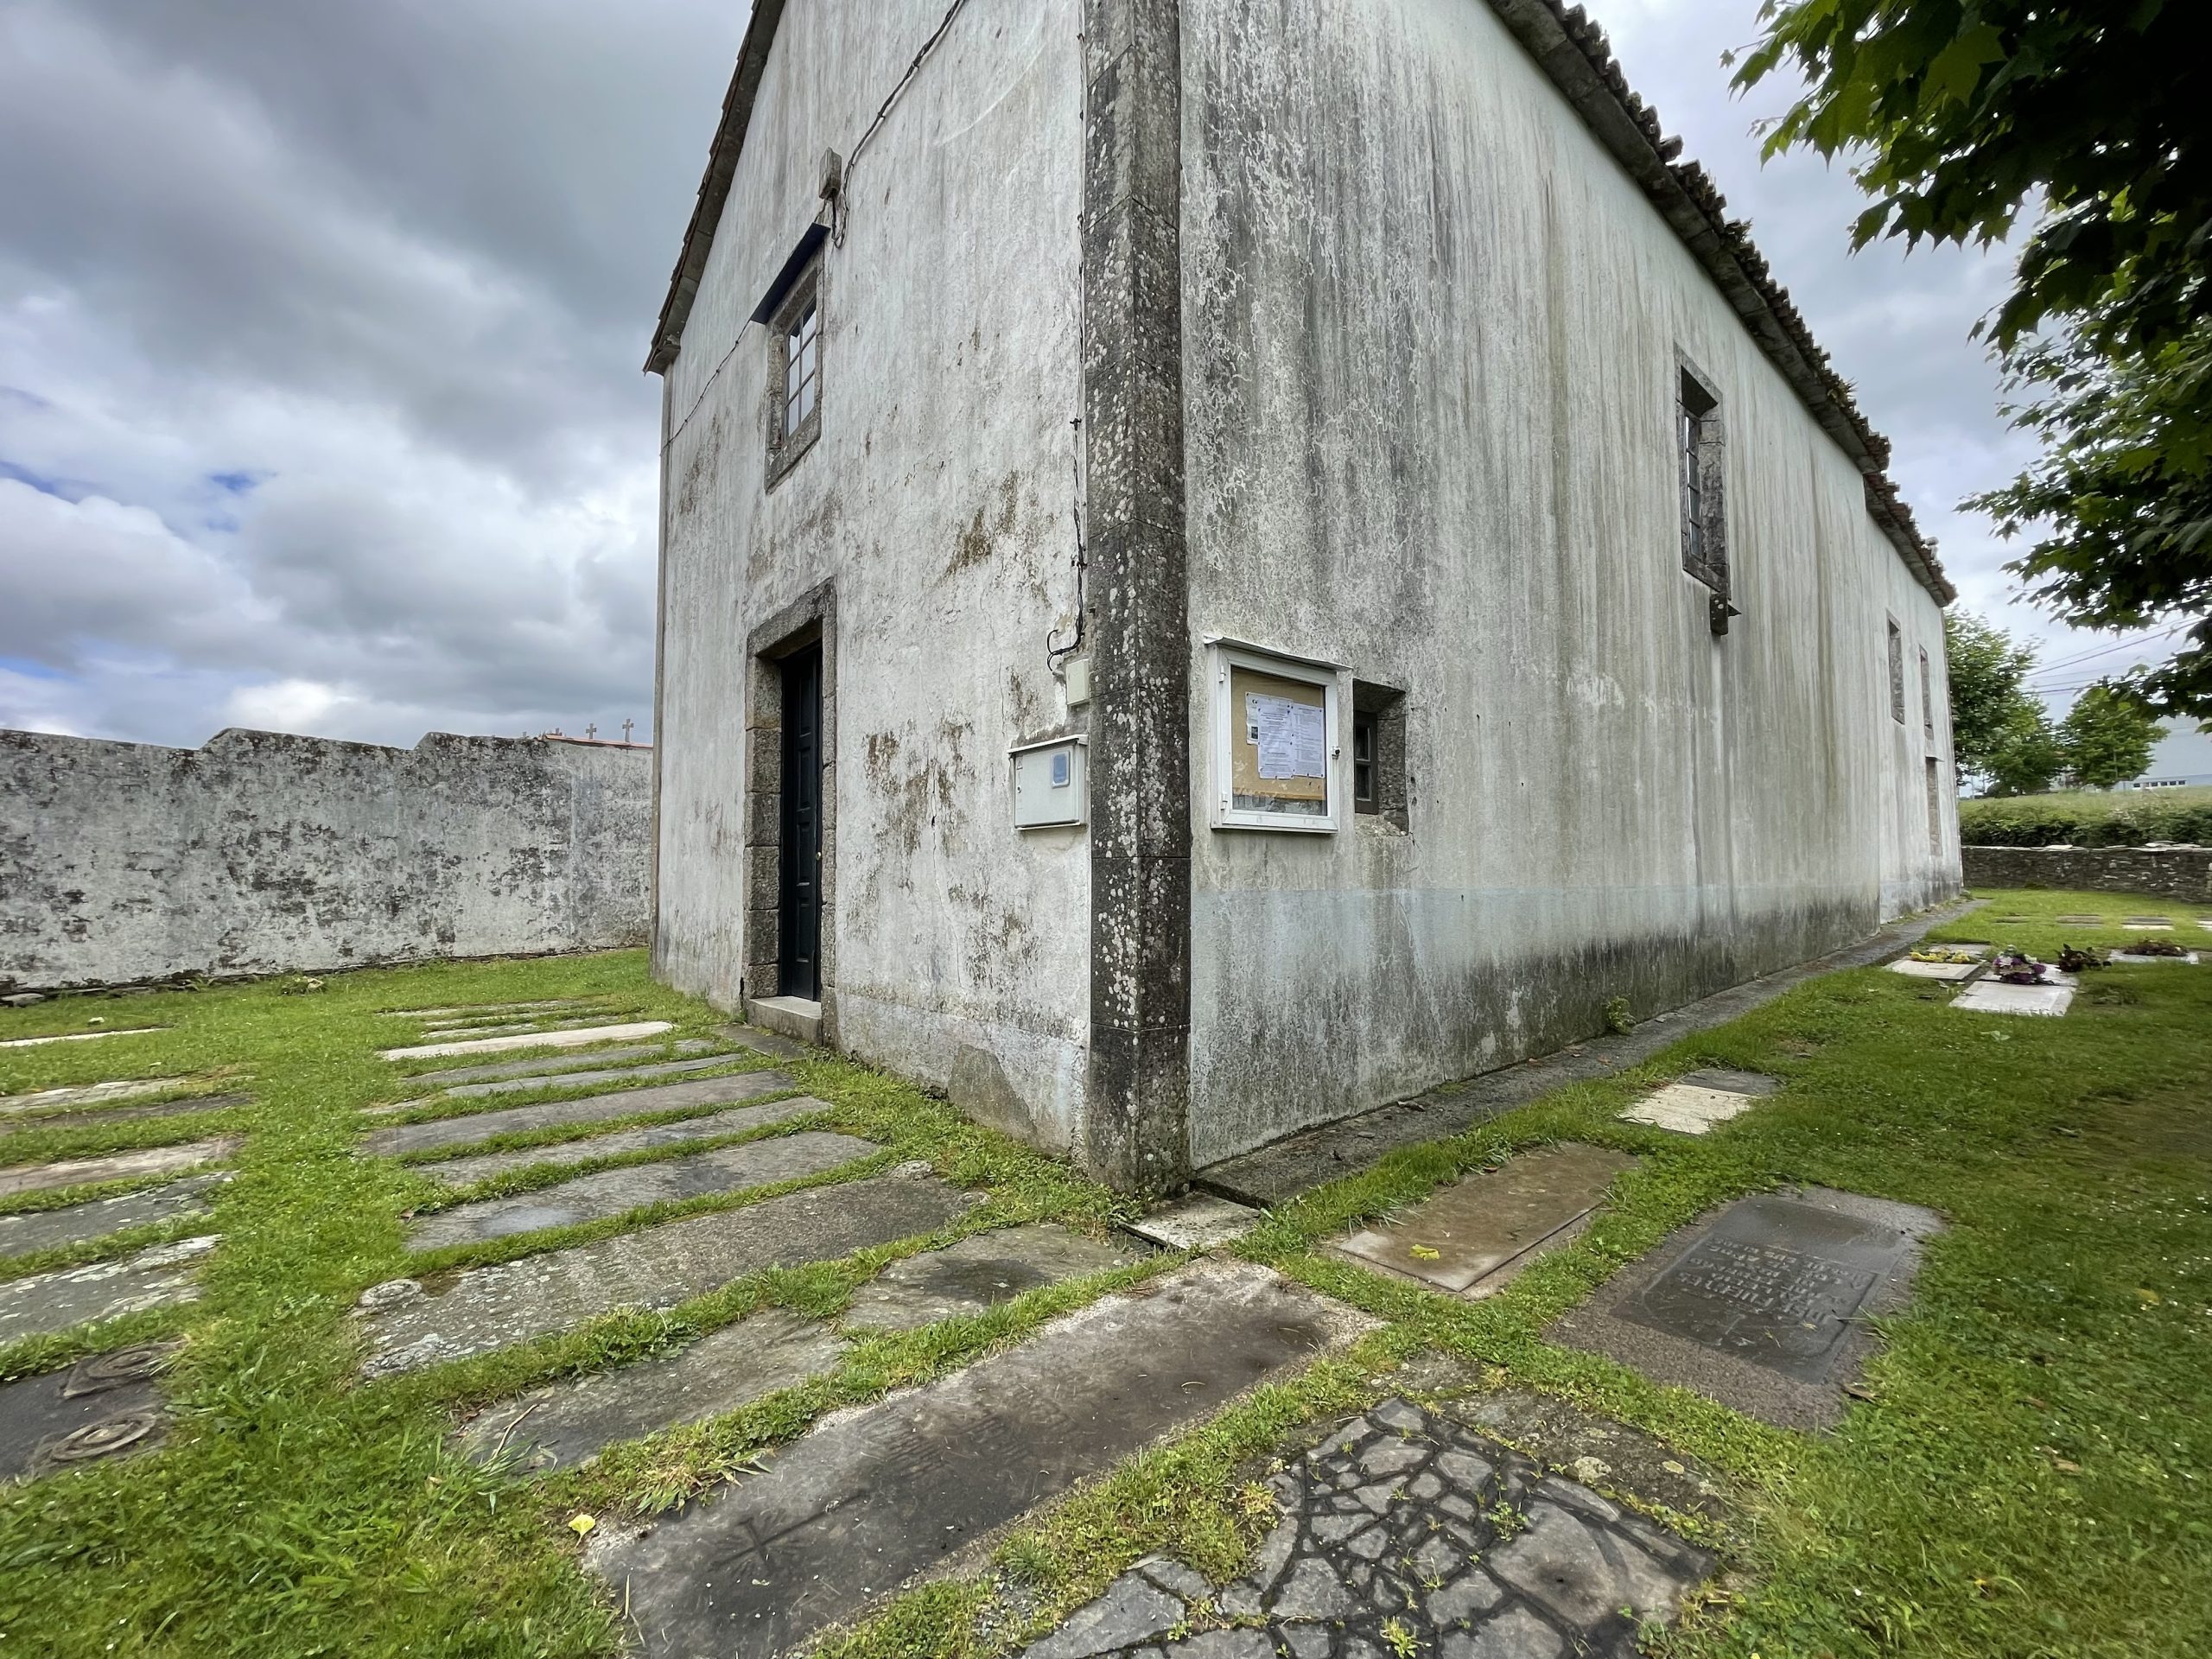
left=1962, top=843, right=2212, bottom=904
left=1, top=728, right=651, bottom=990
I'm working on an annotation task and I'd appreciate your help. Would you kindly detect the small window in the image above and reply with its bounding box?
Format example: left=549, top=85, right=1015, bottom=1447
left=766, top=258, right=823, bottom=485
left=1676, top=362, right=1726, bottom=601
left=1925, top=757, right=1942, bottom=853
left=1887, top=620, right=1906, bottom=723
left=1918, top=646, right=1935, bottom=746
left=1351, top=680, right=1408, bottom=831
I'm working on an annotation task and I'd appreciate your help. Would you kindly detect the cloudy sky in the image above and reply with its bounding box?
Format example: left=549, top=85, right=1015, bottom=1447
left=0, top=0, right=2182, bottom=753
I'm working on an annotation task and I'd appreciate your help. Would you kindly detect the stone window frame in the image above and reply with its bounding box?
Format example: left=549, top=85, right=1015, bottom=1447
left=764, top=253, right=825, bottom=490
left=1675, top=353, right=1728, bottom=606
left=742, top=581, right=837, bottom=1033
left=1351, top=679, right=1410, bottom=834
left=1886, top=617, right=1907, bottom=724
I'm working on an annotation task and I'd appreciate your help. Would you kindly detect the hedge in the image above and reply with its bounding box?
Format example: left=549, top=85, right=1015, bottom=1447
left=1957, top=785, right=2212, bottom=847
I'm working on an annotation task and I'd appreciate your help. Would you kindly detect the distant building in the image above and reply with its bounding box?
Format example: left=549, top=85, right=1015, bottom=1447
left=644, top=0, right=1960, bottom=1192
left=2118, top=721, right=2212, bottom=790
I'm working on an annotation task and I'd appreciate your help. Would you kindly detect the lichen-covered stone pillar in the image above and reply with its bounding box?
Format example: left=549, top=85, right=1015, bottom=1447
left=1081, top=0, right=1192, bottom=1192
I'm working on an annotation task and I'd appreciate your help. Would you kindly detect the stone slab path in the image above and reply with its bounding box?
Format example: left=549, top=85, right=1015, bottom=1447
left=427, top=1054, right=745, bottom=1103
left=1128, top=1194, right=1265, bottom=1252
left=379, top=1022, right=673, bottom=1062
left=0, top=1173, right=231, bottom=1261
left=0, top=1028, right=168, bottom=1050
left=361, top=1071, right=797, bottom=1160
left=421, top=1099, right=829, bottom=1186
left=404, top=1133, right=880, bottom=1251
left=397, top=1040, right=715, bottom=1089
left=1198, top=902, right=1974, bottom=1205
left=1331, top=1143, right=1637, bottom=1296
left=356, top=1168, right=974, bottom=1377
left=586, top=1258, right=1370, bottom=1658
left=0, top=1078, right=211, bottom=1116
left=0, top=1093, right=250, bottom=1134
left=0, top=1136, right=240, bottom=1201
left=382, top=1001, right=607, bottom=1020
left=0, top=1342, right=179, bottom=1484
left=0, top=1235, right=219, bottom=1343
left=454, top=1307, right=850, bottom=1476
left=715, top=1023, right=808, bottom=1059
left=1549, top=1186, right=1941, bottom=1430
left=838, top=1224, right=1148, bottom=1332
left=1022, top=1398, right=1712, bottom=1659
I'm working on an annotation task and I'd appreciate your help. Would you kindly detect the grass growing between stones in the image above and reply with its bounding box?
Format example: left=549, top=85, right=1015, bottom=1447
left=817, top=890, right=2210, bottom=1659
left=0, top=953, right=1135, bottom=1658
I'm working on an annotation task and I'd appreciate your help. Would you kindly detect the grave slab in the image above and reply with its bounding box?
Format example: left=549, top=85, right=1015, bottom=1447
left=1020, top=1400, right=1713, bottom=1659
left=397, top=1040, right=714, bottom=1089
left=1331, top=1144, right=1637, bottom=1296
left=1548, top=1186, right=1941, bottom=1429
left=415, top=1019, right=602, bottom=1040
left=1621, top=1081, right=1770, bottom=1135
left=2053, top=914, right=2105, bottom=925
left=379, top=1021, right=672, bottom=1061
left=421, top=1098, right=830, bottom=1186
left=0, top=1136, right=240, bottom=1201
left=715, top=1023, right=808, bottom=1059
left=1953, top=978, right=2075, bottom=1017
left=0, top=1173, right=231, bottom=1261
left=382, top=1000, right=606, bottom=1019
left=454, top=1308, right=849, bottom=1475
left=356, top=1168, right=974, bottom=1376
left=585, top=1259, right=1372, bottom=1658
left=0, top=1342, right=181, bottom=1483
left=3, top=1093, right=250, bottom=1134
left=1127, top=1193, right=1265, bottom=1251
left=362, top=1070, right=796, bottom=1159
left=1889, top=958, right=1981, bottom=982
left=838, top=1224, right=1149, bottom=1332
left=405, top=1133, right=880, bottom=1251
left=432, top=1053, right=749, bottom=1102
left=0, top=1078, right=201, bottom=1117
left=2122, top=917, right=2173, bottom=928
left=0, top=1027, right=168, bottom=1050
left=0, top=1235, right=218, bottom=1343
left=2111, top=950, right=2201, bottom=965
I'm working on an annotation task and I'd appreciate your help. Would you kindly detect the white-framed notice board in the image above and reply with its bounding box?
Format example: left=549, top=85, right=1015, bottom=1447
left=1205, top=640, right=1340, bottom=832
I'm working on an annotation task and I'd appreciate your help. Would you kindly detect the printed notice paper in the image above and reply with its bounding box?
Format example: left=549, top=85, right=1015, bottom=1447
left=1246, top=693, right=1325, bottom=780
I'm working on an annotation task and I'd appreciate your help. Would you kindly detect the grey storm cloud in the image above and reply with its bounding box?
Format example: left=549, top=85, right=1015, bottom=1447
left=0, top=0, right=2153, bottom=753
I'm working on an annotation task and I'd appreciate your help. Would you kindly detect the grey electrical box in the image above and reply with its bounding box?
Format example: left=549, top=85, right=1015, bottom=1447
left=1011, top=737, right=1087, bottom=829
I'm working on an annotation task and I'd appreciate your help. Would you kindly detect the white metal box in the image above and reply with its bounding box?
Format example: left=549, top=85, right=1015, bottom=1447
left=1011, top=737, right=1087, bottom=829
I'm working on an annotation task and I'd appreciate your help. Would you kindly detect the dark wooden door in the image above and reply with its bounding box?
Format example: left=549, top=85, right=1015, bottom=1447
left=778, top=645, right=823, bottom=1000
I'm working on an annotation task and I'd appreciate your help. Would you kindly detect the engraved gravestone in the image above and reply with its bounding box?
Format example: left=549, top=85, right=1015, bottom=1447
left=1549, top=1187, right=1941, bottom=1429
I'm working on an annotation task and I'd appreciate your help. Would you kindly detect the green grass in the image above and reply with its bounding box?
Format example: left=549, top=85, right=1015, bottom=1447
left=1957, top=783, right=2212, bottom=846
left=2, top=895, right=2208, bottom=1659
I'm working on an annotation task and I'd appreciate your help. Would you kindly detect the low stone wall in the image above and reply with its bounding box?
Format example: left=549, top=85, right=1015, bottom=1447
left=1962, top=843, right=2212, bottom=905
left=2, top=728, right=651, bottom=991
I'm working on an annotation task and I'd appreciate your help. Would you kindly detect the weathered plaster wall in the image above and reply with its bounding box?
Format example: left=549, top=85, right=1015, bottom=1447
left=652, top=0, right=1092, bottom=1153
left=1177, top=0, right=1961, bottom=1165
left=0, top=729, right=649, bottom=990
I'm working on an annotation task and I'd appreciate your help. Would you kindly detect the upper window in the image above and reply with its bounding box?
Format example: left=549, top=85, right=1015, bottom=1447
left=1919, top=646, right=1935, bottom=745
left=766, top=258, right=823, bottom=485
left=1676, top=363, right=1726, bottom=601
left=1887, top=620, right=1907, bottom=723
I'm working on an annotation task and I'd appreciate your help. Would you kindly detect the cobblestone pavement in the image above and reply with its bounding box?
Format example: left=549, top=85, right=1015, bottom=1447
left=1023, top=1399, right=1713, bottom=1659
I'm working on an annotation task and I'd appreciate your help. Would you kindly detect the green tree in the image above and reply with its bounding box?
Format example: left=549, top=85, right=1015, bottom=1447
left=2057, top=683, right=2162, bottom=788
left=1735, top=2, right=2211, bottom=715
left=1943, top=612, right=2042, bottom=786
left=1982, top=705, right=2066, bottom=798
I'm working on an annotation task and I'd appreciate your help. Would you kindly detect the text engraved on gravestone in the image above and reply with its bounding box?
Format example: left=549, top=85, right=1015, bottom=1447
left=1628, top=1236, right=1877, bottom=1376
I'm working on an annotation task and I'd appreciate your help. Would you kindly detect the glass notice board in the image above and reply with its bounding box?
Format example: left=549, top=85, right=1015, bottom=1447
left=1207, top=643, right=1339, bottom=831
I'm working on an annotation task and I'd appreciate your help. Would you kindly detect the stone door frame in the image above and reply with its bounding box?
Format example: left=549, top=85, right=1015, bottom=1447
left=743, top=580, right=837, bottom=1039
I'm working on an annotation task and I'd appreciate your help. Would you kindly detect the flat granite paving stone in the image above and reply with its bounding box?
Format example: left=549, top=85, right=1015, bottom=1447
left=362, top=1070, right=797, bottom=1159
left=1017, top=1396, right=1713, bottom=1659
left=355, top=1168, right=975, bottom=1377
left=419, top=1097, right=830, bottom=1186
left=1127, top=1193, right=1266, bottom=1252
left=0, top=1342, right=181, bottom=1484
left=1953, top=978, right=2075, bottom=1017
left=432, top=1053, right=752, bottom=1102
left=2111, top=950, right=2201, bottom=965
left=838, top=1223, right=1151, bottom=1332
left=454, top=1308, right=849, bottom=1476
left=1621, top=1084, right=1766, bottom=1135
left=0, top=1173, right=231, bottom=1260
left=382, top=1000, right=607, bottom=1019
left=586, top=1258, right=1374, bottom=1658
left=405, top=1133, right=881, bottom=1250
left=397, top=1040, right=715, bottom=1089
left=2053, top=914, right=2106, bottom=925
left=0, top=1235, right=219, bottom=1343
left=379, top=1021, right=673, bottom=1062
left=2, top=1093, right=250, bottom=1134
left=0, top=1136, right=241, bottom=1201
left=1548, top=1186, right=1941, bottom=1430
left=1331, top=1144, right=1637, bottom=1296
left=715, top=1022, right=808, bottom=1059
left=1890, top=958, right=1982, bottom=982
left=0, top=1027, right=168, bottom=1050
left=0, top=1078, right=206, bottom=1116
